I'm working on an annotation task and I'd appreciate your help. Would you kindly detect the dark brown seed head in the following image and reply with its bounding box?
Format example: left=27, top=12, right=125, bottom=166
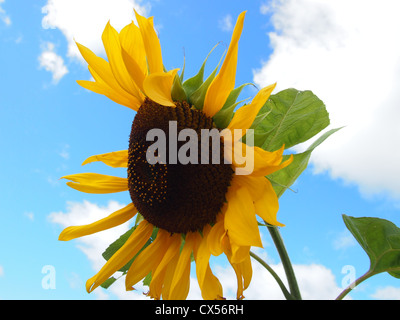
left=128, top=98, right=234, bottom=234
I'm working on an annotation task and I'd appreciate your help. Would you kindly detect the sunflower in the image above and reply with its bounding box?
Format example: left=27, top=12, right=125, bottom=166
left=59, top=10, right=292, bottom=300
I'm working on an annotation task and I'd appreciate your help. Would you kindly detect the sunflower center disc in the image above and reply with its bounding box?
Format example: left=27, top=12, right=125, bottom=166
left=128, top=98, right=234, bottom=234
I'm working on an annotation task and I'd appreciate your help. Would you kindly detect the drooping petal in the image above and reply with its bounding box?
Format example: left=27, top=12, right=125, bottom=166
left=135, top=10, right=164, bottom=74
left=203, top=11, right=246, bottom=118
left=143, top=69, right=179, bottom=107
left=227, top=83, right=276, bottom=137
left=254, top=178, right=284, bottom=227
left=125, top=229, right=171, bottom=290
left=102, top=22, right=144, bottom=102
left=148, top=233, right=182, bottom=299
left=159, top=249, right=180, bottom=300
left=193, top=226, right=224, bottom=300
left=61, top=173, right=128, bottom=194
left=229, top=253, right=252, bottom=299
left=224, top=181, right=262, bottom=248
left=251, top=145, right=293, bottom=177
left=58, top=203, right=137, bottom=241
left=207, top=218, right=226, bottom=256
left=169, top=232, right=194, bottom=300
left=230, top=243, right=251, bottom=264
left=235, top=174, right=284, bottom=226
left=86, top=220, right=153, bottom=293
left=82, top=150, right=128, bottom=168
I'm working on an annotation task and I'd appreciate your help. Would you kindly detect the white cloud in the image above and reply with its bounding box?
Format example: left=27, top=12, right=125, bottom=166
left=219, top=14, right=233, bottom=32
left=0, top=265, right=4, bottom=277
left=41, top=0, right=149, bottom=61
left=0, top=0, right=11, bottom=26
left=38, top=42, right=69, bottom=84
left=371, top=286, right=400, bottom=300
left=253, top=0, right=400, bottom=198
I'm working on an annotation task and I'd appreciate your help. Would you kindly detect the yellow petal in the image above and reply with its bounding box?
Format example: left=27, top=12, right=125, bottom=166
left=169, top=232, right=194, bottom=300
left=224, top=182, right=262, bottom=248
left=61, top=173, right=128, bottom=194
left=121, top=47, right=146, bottom=94
left=193, top=226, right=224, bottom=300
left=230, top=243, right=251, bottom=264
left=235, top=175, right=284, bottom=226
left=125, top=229, right=170, bottom=290
left=203, top=11, right=246, bottom=118
left=227, top=83, right=276, bottom=136
left=102, top=22, right=144, bottom=102
left=254, top=178, right=284, bottom=227
left=230, top=254, right=252, bottom=299
left=143, top=69, right=179, bottom=107
left=119, top=21, right=147, bottom=92
left=82, top=150, right=128, bottom=168
left=222, top=136, right=256, bottom=176
left=86, top=220, right=153, bottom=293
left=135, top=10, right=163, bottom=74
left=148, top=233, right=182, bottom=299
left=77, top=80, right=138, bottom=110
left=252, top=145, right=293, bottom=177
left=76, top=41, right=140, bottom=110
left=207, top=217, right=226, bottom=256
left=58, top=203, right=137, bottom=241
left=160, top=249, right=180, bottom=300
left=119, top=22, right=147, bottom=71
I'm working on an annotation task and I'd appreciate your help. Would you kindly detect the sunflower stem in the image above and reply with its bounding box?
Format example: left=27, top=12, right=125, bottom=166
left=335, top=271, right=372, bottom=300
left=267, top=224, right=302, bottom=300
left=249, top=251, right=294, bottom=300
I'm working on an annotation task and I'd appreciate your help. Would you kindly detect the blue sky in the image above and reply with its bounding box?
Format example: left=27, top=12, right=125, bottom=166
left=1, top=0, right=400, bottom=300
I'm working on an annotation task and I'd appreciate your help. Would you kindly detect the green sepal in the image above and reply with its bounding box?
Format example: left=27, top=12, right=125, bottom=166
left=182, top=43, right=219, bottom=102
left=180, top=54, right=185, bottom=82
left=171, top=73, right=187, bottom=102
left=213, top=83, right=253, bottom=129
left=189, top=61, right=222, bottom=109
left=188, top=49, right=226, bottom=110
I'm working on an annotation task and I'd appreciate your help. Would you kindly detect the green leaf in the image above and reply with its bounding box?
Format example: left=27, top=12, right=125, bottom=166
left=268, top=128, right=341, bottom=198
left=343, top=215, right=400, bottom=278
left=143, top=272, right=152, bottom=287
left=100, top=277, right=117, bottom=289
left=255, top=89, right=330, bottom=151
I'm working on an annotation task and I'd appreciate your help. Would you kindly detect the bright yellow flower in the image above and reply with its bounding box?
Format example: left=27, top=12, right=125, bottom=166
left=60, top=10, right=292, bottom=300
